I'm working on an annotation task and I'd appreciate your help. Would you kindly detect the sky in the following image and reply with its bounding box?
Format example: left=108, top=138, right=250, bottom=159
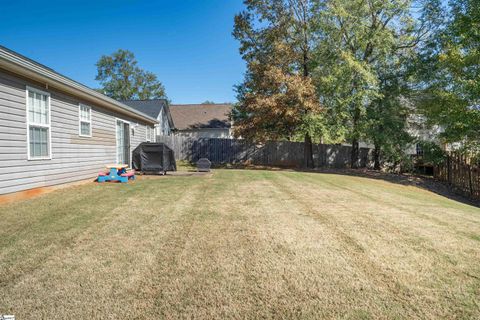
left=0, top=0, right=246, bottom=104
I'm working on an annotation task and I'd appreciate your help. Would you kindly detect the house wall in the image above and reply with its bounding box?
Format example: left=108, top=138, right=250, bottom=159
left=0, top=70, right=153, bottom=195
left=173, top=128, right=232, bottom=139
left=405, top=114, right=444, bottom=155
left=156, top=107, right=171, bottom=136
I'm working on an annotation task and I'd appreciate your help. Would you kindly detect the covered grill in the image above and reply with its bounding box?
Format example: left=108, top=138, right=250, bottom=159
left=132, top=143, right=176, bottom=174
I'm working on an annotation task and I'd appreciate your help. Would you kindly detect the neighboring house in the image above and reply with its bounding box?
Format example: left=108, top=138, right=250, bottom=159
left=121, top=99, right=174, bottom=139
left=169, top=103, right=233, bottom=138
left=0, top=46, right=157, bottom=195
left=405, top=114, right=445, bottom=156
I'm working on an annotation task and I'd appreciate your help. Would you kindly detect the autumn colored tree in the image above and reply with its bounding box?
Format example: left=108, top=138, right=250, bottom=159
left=233, top=0, right=322, bottom=168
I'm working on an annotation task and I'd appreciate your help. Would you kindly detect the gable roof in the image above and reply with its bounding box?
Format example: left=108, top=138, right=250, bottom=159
left=0, top=45, right=157, bottom=124
left=121, top=99, right=166, bottom=118
left=121, top=99, right=174, bottom=128
left=169, top=104, right=233, bottom=130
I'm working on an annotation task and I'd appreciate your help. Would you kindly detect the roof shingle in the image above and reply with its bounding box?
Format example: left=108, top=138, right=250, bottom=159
left=169, top=104, right=233, bottom=130
left=120, top=99, right=169, bottom=119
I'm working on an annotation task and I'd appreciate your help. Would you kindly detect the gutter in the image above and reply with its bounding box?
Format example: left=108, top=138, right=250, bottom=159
left=0, top=46, right=158, bottom=125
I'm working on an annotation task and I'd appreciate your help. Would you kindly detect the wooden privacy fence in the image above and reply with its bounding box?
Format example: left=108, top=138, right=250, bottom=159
left=156, top=135, right=373, bottom=169
left=434, top=153, right=480, bottom=200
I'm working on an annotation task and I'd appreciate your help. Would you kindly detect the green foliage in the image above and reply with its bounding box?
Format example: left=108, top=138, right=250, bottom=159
left=312, top=0, right=437, bottom=167
left=294, top=113, right=347, bottom=144
left=418, top=0, right=480, bottom=154
left=381, top=146, right=415, bottom=173
left=96, top=49, right=167, bottom=101
left=232, top=0, right=464, bottom=171
left=417, top=140, right=446, bottom=165
left=366, top=57, right=417, bottom=169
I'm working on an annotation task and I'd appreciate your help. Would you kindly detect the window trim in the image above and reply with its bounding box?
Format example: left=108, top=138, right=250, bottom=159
left=78, top=103, right=92, bottom=137
left=146, top=125, right=154, bottom=142
left=26, top=86, right=52, bottom=161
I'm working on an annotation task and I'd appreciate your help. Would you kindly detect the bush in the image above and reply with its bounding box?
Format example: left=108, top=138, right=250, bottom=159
left=417, top=141, right=446, bottom=165
left=382, top=151, right=414, bottom=173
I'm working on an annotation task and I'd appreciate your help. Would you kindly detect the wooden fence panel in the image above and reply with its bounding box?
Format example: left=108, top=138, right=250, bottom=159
left=434, top=153, right=480, bottom=200
left=156, top=135, right=374, bottom=169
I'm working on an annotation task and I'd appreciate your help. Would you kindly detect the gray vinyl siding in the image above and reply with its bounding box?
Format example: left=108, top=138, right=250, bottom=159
left=156, top=107, right=171, bottom=136
left=0, top=70, right=153, bottom=195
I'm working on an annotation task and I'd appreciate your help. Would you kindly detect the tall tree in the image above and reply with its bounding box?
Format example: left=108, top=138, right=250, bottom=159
left=96, top=49, right=167, bottom=101
left=366, top=34, right=419, bottom=170
left=366, top=73, right=415, bottom=170
left=233, top=0, right=322, bottom=168
left=418, top=0, right=480, bottom=154
left=313, top=0, right=439, bottom=168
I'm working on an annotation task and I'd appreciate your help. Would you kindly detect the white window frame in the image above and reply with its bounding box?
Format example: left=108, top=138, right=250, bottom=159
left=146, top=125, right=154, bottom=142
left=26, top=86, right=52, bottom=160
left=78, top=103, right=92, bottom=137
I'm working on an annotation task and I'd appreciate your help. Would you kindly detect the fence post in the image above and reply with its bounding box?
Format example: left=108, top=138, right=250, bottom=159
left=155, top=136, right=381, bottom=169
left=468, top=164, right=474, bottom=196
left=447, top=155, right=451, bottom=185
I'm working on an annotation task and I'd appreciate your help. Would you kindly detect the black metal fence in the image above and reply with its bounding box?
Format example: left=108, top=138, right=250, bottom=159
left=157, top=135, right=373, bottom=169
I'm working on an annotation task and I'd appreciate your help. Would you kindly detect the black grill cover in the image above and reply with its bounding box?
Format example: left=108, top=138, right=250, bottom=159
left=132, top=143, right=177, bottom=173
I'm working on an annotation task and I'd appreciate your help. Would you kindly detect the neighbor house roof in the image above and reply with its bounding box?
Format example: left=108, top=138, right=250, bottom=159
left=169, top=104, right=233, bottom=130
left=0, top=45, right=157, bottom=124
left=121, top=99, right=174, bottom=127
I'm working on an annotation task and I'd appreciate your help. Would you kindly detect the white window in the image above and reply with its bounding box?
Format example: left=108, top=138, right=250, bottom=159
left=146, top=125, right=155, bottom=142
left=26, top=87, right=51, bottom=160
left=79, top=104, right=92, bottom=137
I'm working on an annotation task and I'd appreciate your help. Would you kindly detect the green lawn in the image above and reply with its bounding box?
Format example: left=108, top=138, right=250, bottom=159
left=1, top=169, right=479, bottom=319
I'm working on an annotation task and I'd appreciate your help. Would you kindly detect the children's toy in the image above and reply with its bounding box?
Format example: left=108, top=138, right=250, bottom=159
left=98, top=164, right=135, bottom=183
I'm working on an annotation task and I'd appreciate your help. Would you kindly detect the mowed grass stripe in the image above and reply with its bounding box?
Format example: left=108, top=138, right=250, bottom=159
left=0, top=169, right=479, bottom=319
left=281, top=171, right=480, bottom=237
left=0, top=176, right=209, bottom=319
left=273, top=171, right=480, bottom=318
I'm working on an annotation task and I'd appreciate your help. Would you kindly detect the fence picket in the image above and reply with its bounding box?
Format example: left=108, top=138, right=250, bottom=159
left=434, top=153, right=480, bottom=200
left=156, top=135, right=374, bottom=169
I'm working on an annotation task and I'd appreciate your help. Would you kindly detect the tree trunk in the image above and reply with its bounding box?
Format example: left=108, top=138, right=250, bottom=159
left=351, top=138, right=359, bottom=169
left=350, top=107, right=361, bottom=169
left=373, top=143, right=381, bottom=170
left=300, top=35, right=314, bottom=170
left=304, top=132, right=314, bottom=169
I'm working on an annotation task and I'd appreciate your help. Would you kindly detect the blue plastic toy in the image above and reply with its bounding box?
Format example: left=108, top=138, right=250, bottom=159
left=98, top=167, right=135, bottom=183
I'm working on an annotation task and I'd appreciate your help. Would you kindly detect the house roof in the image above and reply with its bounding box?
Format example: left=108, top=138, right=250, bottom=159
left=121, top=99, right=174, bottom=127
left=121, top=99, right=167, bottom=119
left=0, top=45, right=157, bottom=124
left=169, top=104, right=233, bottom=130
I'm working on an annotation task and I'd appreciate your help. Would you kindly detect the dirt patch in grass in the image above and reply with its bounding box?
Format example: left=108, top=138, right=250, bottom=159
left=0, top=178, right=93, bottom=205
